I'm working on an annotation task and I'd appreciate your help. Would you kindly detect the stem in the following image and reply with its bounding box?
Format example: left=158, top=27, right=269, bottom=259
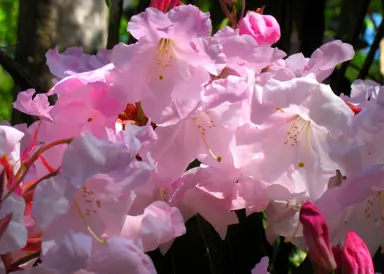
left=358, top=18, right=384, bottom=79
left=2, top=138, right=72, bottom=202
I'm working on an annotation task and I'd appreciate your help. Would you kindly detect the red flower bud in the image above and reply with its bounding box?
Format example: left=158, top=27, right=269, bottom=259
left=150, top=0, right=182, bottom=13
left=342, top=231, right=374, bottom=274
left=299, top=201, right=337, bottom=272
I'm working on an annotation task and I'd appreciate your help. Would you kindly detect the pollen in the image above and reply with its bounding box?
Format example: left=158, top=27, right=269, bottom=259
left=283, top=116, right=310, bottom=146
left=297, top=162, right=304, bottom=167
left=156, top=38, right=173, bottom=81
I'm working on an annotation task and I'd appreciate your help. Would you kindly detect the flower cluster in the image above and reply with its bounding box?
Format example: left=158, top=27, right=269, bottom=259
left=1, top=1, right=383, bottom=273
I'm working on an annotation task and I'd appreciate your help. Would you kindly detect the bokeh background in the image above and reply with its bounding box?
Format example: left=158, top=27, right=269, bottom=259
left=1, top=0, right=384, bottom=273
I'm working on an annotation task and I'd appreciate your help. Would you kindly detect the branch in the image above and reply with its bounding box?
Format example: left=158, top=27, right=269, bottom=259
left=0, top=50, right=43, bottom=93
left=358, top=18, right=384, bottom=79
left=106, top=0, right=124, bottom=49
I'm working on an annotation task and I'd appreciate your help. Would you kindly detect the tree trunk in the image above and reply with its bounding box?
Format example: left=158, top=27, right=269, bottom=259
left=12, top=0, right=108, bottom=125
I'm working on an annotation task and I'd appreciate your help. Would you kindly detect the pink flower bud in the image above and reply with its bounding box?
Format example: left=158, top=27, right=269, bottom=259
left=150, top=0, right=182, bottom=13
left=342, top=231, right=374, bottom=274
left=238, top=11, right=281, bottom=46
left=299, top=201, right=337, bottom=272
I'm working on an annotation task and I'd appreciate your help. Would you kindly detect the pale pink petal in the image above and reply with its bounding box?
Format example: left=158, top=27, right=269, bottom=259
left=87, top=237, right=156, bottom=274
left=251, top=256, right=270, bottom=274
left=305, top=40, right=354, bottom=82
left=46, top=47, right=110, bottom=80
left=121, top=201, right=185, bottom=252
left=13, top=89, right=52, bottom=119
left=202, top=75, right=249, bottom=109
left=0, top=125, right=24, bottom=157
left=167, top=4, right=212, bottom=39
left=0, top=193, right=27, bottom=253
left=41, top=232, right=92, bottom=273
left=128, top=7, right=174, bottom=41
left=61, top=134, right=137, bottom=188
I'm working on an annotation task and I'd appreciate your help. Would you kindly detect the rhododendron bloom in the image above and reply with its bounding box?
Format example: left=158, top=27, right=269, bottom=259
left=2, top=1, right=380, bottom=273
left=249, top=75, right=353, bottom=202
left=32, top=67, right=125, bottom=142
left=238, top=12, right=280, bottom=45
left=111, top=5, right=226, bottom=124
left=32, top=132, right=153, bottom=242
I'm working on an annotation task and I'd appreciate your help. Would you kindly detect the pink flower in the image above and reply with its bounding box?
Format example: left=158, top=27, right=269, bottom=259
left=249, top=75, right=353, bottom=203
left=238, top=12, right=280, bottom=46
left=35, top=65, right=125, bottom=142
left=111, top=5, right=226, bottom=124
left=342, top=231, right=375, bottom=274
left=32, top=132, right=153, bottom=236
left=299, top=201, right=337, bottom=272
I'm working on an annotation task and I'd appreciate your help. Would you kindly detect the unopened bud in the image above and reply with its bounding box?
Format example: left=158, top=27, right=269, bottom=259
left=299, top=201, right=337, bottom=272
left=342, top=231, right=374, bottom=274
left=150, top=0, right=182, bottom=13
left=238, top=11, right=281, bottom=46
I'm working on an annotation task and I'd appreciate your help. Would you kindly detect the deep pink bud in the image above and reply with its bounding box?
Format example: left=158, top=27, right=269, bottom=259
left=299, top=201, right=337, bottom=272
left=238, top=11, right=281, bottom=45
left=150, top=0, right=182, bottom=13
left=342, top=231, right=374, bottom=274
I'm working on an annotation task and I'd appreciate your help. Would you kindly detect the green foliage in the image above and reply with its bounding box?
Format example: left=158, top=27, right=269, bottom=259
left=0, top=67, right=13, bottom=121
left=0, top=0, right=18, bottom=122
left=0, top=0, right=18, bottom=53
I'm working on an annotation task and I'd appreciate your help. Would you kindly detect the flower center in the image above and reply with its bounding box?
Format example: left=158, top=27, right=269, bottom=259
left=156, top=38, right=173, bottom=80
left=283, top=115, right=311, bottom=147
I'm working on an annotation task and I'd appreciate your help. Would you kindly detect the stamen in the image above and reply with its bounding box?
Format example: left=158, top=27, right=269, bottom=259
left=73, top=198, right=107, bottom=244
left=156, top=38, right=173, bottom=80
left=192, top=114, right=222, bottom=162
left=283, top=116, right=311, bottom=168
